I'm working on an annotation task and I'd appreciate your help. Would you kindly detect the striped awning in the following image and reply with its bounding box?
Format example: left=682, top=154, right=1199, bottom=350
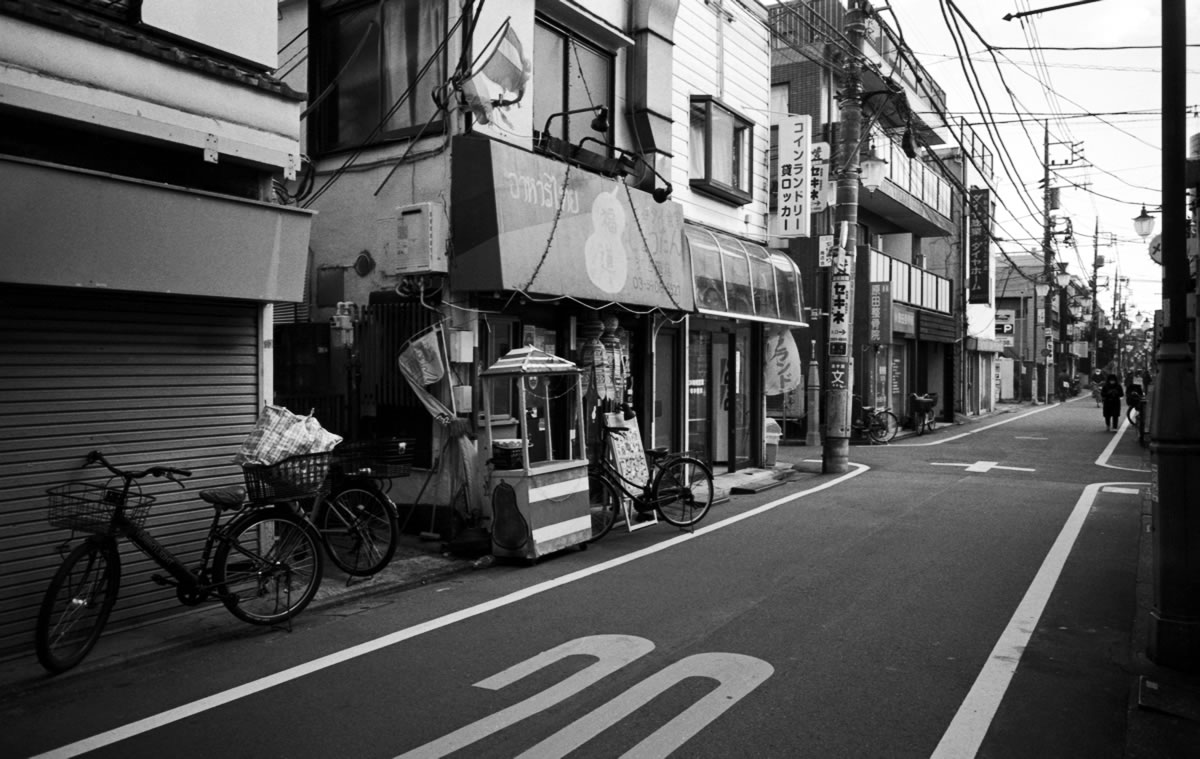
left=481, top=345, right=580, bottom=376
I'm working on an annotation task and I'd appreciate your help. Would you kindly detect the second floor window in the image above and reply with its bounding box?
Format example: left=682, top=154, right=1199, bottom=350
left=532, top=18, right=613, bottom=150
left=311, top=0, right=446, bottom=154
left=690, top=96, right=753, bottom=205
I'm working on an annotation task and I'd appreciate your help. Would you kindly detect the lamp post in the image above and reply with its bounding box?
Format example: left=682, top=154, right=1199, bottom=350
left=1147, top=0, right=1200, bottom=673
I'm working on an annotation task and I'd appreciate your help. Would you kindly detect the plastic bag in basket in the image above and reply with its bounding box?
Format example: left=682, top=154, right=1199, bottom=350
left=234, top=405, right=343, bottom=466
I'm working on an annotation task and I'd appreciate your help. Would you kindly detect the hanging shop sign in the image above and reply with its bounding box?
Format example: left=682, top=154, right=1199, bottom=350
left=810, top=141, right=833, bottom=213
left=769, top=114, right=812, bottom=239
left=450, top=136, right=691, bottom=312
left=868, top=282, right=893, bottom=345
left=968, top=188, right=993, bottom=304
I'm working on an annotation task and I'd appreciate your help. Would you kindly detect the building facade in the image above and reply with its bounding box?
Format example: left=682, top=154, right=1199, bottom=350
left=0, top=0, right=312, bottom=656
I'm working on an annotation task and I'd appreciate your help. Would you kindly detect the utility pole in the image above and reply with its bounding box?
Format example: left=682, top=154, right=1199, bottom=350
left=1090, top=219, right=1102, bottom=374
left=822, top=0, right=866, bottom=474
left=1147, top=0, right=1200, bottom=673
left=1041, top=121, right=1054, bottom=403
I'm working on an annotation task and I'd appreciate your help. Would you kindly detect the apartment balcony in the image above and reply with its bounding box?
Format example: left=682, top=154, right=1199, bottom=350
left=858, top=125, right=955, bottom=237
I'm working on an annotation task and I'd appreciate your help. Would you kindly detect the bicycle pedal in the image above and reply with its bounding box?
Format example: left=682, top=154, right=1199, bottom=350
left=150, top=573, right=173, bottom=587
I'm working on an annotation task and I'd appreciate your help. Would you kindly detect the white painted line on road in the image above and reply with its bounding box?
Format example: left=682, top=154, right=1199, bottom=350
left=930, top=480, right=1148, bottom=759
left=930, top=461, right=1036, bottom=473
left=1103, top=486, right=1142, bottom=495
left=1095, top=417, right=1151, bottom=473
left=30, top=464, right=871, bottom=759
left=890, top=404, right=1057, bottom=447
left=1013, top=436, right=1047, bottom=440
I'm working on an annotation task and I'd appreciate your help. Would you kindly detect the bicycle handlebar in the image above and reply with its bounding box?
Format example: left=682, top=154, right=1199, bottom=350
left=85, top=450, right=193, bottom=486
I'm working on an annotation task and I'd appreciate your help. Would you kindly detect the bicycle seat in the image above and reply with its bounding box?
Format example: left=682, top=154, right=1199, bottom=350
left=199, top=486, right=247, bottom=511
left=646, top=447, right=670, bottom=461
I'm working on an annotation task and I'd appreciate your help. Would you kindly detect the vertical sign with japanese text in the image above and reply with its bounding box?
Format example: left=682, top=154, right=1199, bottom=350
left=827, top=236, right=854, bottom=397
left=968, top=188, right=993, bottom=304
left=810, top=141, right=832, bottom=213
left=769, top=114, right=812, bottom=239
left=869, top=282, right=892, bottom=345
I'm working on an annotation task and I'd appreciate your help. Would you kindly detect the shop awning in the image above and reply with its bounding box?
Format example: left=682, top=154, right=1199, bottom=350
left=684, top=225, right=807, bottom=326
left=0, top=155, right=314, bottom=302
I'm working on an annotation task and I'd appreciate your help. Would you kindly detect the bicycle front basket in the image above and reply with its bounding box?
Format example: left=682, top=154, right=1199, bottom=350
left=243, top=451, right=332, bottom=502
left=333, top=438, right=413, bottom=478
left=47, top=483, right=155, bottom=535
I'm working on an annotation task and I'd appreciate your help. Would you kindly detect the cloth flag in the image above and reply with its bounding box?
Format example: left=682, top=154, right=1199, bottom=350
left=461, top=20, right=531, bottom=125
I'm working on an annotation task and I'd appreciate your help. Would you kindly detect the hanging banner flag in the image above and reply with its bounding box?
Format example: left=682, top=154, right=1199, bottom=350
left=398, top=325, right=454, bottom=422
left=765, top=325, right=804, bottom=395
left=810, top=141, right=832, bottom=213
left=461, top=20, right=532, bottom=128
left=769, top=114, right=812, bottom=239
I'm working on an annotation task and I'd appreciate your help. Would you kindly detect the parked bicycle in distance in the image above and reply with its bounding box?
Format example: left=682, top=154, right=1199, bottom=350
left=912, top=392, right=939, bottom=435
left=850, top=395, right=899, bottom=444
left=587, top=420, right=715, bottom=543
left=36, top=450, right=325, bottom=674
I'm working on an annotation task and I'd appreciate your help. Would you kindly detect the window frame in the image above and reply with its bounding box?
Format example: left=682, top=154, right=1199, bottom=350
left=689, top=95, right=755, bottom=206
left=532, top=15, right=615, bottom=166
left=485, top=315, right=519, bottom=424
left=309, top=0, right=448, bottom=156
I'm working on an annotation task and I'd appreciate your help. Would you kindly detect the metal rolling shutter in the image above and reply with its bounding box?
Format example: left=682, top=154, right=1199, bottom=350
left=0, top=286, right=261, bottom=658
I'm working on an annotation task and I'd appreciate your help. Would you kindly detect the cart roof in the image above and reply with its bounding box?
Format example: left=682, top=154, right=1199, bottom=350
left=481, top=345, right=579, bottom=376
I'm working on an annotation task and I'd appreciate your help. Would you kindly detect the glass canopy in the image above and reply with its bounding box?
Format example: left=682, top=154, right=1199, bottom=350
left=684, top=225, right=806, bottom=326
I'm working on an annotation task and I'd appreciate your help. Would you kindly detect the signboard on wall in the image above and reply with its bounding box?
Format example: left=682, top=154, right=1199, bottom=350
left=968, top=188, right=993, bottom=304
left=810, top=142, right=833, bottom=213
left=868, top=283, right=893, bottom=345
left=769, top=115, right=812, bottom=238
left=995, top=309, right=1015, bottom=347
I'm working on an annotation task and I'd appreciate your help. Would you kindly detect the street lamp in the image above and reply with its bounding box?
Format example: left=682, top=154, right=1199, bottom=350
left=1133, top=205, right=1156, bottom=239
left=859, top=142, right=888, bottom=193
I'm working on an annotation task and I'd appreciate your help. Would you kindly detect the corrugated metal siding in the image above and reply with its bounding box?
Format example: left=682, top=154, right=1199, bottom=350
left=0, top=285, right=260, bottom=659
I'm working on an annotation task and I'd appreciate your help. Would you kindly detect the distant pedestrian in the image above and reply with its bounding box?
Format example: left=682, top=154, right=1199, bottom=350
left=1100, top=373, right=1123, bottom=431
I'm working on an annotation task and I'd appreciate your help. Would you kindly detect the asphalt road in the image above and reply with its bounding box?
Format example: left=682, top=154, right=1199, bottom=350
left=3, top=399, right=1150, bottom=758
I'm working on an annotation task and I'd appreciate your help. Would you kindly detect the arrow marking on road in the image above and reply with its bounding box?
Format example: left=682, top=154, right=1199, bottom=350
left=931, top=461, right=1036, bottom=473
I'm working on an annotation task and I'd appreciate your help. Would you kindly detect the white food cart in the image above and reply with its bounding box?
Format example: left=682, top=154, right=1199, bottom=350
left=480, top=346, right=590, bottom=561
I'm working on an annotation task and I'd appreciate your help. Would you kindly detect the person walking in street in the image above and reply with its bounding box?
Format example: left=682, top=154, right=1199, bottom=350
left=1101, top=373, right=1124, bottom=431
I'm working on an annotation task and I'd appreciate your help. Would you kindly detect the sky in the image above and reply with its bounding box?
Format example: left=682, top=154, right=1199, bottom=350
left=876, top=0, right=1198, bottom=324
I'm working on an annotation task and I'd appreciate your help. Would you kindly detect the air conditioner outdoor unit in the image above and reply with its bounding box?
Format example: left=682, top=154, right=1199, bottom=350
left=376, top=202, right=447, bottom=275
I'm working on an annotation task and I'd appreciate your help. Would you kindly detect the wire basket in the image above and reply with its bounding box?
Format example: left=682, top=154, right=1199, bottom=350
left=332, top=438, right=413, bottom=478
left=911, top=392, right=939, bottom=412
left=47, top=483, right=156, bottom=535
left=242, top=452, right=332, bottom=502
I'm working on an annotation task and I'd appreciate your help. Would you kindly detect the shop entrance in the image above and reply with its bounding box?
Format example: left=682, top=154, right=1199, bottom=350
left=688, top=321, right=753, bottom=472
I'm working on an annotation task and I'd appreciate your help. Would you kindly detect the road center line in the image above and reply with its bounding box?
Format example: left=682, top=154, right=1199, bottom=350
left=891, top=403, right=1057, bottom=447
left=929, top=481, right=1148, bottom=759
left=30, top=465, right=870, bottom=759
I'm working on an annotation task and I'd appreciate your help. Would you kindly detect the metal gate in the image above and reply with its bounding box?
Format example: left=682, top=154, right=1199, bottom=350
left=0, top=285, right=260, bottom=658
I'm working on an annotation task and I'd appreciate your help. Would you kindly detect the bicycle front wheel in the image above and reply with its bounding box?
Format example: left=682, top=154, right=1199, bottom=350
left=214, top=508, right=323, bottom=625
left=652, top=456, right=714, bottom=528
left=36, top=538, right=121, bottom=674
left=317, top=485, right=398, bottom=576
left=587, top=472, right=621, bottom=542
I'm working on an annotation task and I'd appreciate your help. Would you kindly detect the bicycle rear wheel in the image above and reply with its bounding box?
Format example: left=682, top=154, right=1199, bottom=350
left=868, top=411, right=899, bottom=443
left=214, top=508, right=323, bottom=625
left=316, top=484, right=398, bottom=576
left=36, top=538, right=121, bottom=674
left=652, top=456, right=714, bottom=528
left=587, top=472, right=621, bottom=542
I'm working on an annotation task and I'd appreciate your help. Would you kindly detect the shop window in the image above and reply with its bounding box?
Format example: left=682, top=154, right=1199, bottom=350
left=689, top=96, right=754, bottom=206
left=486, top=316, right=518, bottom=420
left=532, top=18, right=613, bottom=160
left=310, top=0, right=447, bottom=154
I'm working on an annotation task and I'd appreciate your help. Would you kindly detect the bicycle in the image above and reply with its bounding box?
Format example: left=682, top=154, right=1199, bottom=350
left=912, top=392, right=938, bottom=435
left=301, top=439, right=409, bottom=577
left=1091, top=383, right=1102, bottom=407
left=587, top=420, right=715, bottom=542
left=850, top=396, right=899, bottom=444
left=35, top=450, right=325, bottom=674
